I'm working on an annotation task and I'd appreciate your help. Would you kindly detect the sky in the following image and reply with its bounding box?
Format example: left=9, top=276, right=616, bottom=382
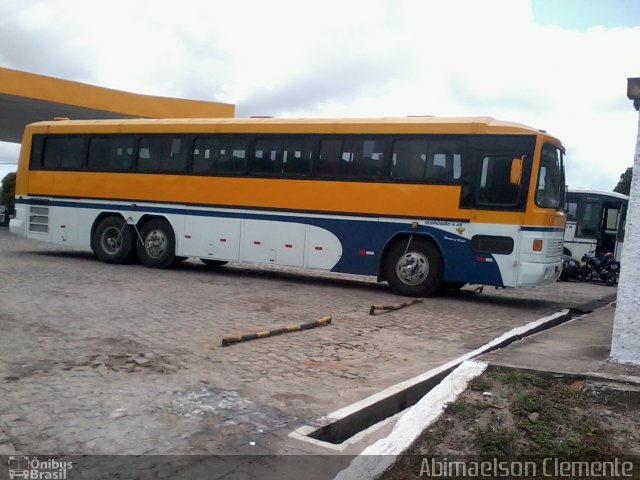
left=1, top=0, right=639, bottom=192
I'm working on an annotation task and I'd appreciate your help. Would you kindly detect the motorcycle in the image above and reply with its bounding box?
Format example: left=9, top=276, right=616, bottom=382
left=576, top=250, right=619, bottom=286
left=559, top=250, right=619, bottom=286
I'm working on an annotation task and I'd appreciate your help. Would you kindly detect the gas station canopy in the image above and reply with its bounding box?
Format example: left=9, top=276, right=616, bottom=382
left=0, top=67, right=235, bottom=143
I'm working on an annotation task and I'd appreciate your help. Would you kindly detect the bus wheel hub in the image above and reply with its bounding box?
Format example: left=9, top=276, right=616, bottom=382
left=397, top=252, right=429, bottom=285
left=145, top=230, right=167, bottom=258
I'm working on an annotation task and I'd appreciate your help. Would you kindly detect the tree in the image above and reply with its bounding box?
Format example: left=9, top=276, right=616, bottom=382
left=614, top=167, right=633, bottom=195
left=1, top=171, right=16, bottom=213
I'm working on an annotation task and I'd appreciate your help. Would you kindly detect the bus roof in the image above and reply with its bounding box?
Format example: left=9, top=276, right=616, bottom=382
left=567, top=188, right=629, bottom=201
left=25, top=116, right=563, bottom=144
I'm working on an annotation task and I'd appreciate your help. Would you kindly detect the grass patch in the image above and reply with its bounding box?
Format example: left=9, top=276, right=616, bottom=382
left=476, top=426, right=517, bottom=456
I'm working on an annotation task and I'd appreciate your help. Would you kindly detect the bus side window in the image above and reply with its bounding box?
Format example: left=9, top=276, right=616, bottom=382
left=88, top=136, right=134, bottom=171
left=43, top=136, right=86, bottom=170
left=391, top=139, right=427, bottom=180
left=476, top=156, right=519, bottom=206
left=576, top=202, right=601, bottom=238
left=565, top=202, right=577, bottom=221
left=138, top=136, right=187, bottom=173
left=281, top=139, right=312, bottom=175
left=192, top=138, right=218, bottom=173
left=217, top=139, right=247, bottom=174
left=253, top=139, right=280, bottom=175
left=318, top=139, right=344, bottom=176
left=319, top=138, right=382, bottom=178
left=427, top=141, right=464, bottom=182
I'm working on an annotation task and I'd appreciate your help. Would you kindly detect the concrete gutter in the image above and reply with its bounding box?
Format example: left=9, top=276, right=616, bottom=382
left=334, top=359, right=488, bottom=480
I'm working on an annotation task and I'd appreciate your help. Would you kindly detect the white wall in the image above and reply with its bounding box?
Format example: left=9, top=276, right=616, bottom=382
left=611, top=109, right=640, bottom=365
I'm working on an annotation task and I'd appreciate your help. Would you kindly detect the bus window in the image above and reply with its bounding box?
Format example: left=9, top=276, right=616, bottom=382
left=88, top=136, right=135, bottom=171
left=576, top=202, right=601, bottom=238
left=252, top=138, right=313, bottom=176
left=253, top=140, right=279, bottom=175
left=319, top=138, right=383, bottom=178
left=429, top=141, right=464, bottom=181
left=391, top=140, right=427, bottom=179
left=535, top=144, right=564, bottom=209
left=604, top=206, right=620, bottom=232
left=281, top=139, right=312, bottom=175
left=391, top=140, right=463, bottom=181
left=192, top=138, right=219, bottom=173
left=138, top=136, right=188, bottom=173
left=476, top=155, right=519, bottom=206
left=217, top=144, right=247, bottom=173
left=565, top=201, right=577, bottom=221
left=618, top=203, right=627, bottom=242
left=43, top=136, right=86, bottom=170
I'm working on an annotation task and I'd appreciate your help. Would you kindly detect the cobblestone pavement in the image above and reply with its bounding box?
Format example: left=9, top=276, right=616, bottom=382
left=0, top=227, right=616, bottom=457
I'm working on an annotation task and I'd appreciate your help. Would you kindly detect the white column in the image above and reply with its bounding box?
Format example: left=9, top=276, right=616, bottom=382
left=611, top=108, right=640, bottom=365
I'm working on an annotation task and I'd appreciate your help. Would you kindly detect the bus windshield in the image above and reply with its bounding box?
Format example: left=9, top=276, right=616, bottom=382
left=536, top=144, right=565, bottom=209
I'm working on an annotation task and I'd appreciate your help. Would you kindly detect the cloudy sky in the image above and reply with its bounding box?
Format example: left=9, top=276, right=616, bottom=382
left=1, top=0, right=639, bottom=191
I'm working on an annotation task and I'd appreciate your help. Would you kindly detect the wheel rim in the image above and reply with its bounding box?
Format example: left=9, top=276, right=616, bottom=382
left=144, top=229, right=167, bottom=259
left=101, top=226, right=122, bottom=254
left=396, top=251, right=429, bottom=285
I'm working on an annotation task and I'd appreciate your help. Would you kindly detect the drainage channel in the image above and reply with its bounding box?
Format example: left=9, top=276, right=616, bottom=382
left=292, top=294, right=617, bottom=449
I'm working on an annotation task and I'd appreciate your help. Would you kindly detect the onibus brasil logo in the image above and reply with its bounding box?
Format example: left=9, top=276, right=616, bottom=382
left=7, top=456, right=73, bottom=479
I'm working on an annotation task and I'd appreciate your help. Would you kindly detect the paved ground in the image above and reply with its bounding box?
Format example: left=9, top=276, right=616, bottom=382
left=0, top=226, right=617, bottom=462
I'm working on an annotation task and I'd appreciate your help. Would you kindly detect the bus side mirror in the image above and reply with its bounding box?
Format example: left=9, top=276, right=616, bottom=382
left=510, top=158, right=523, bottom=185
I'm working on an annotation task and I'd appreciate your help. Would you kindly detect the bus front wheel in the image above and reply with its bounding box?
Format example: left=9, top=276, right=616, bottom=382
left=93, top=216, right=136, bottom=264
left=384, top=238, right=443, bottom=297
left=137, top=218, right=177, bottom=269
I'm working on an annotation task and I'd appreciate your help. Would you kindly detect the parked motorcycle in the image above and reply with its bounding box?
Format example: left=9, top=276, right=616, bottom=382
left=559, top=251, right=619, bottom=286
left=577, top=251, right=619, bottom=286
left=559, top=254, right=579, bottom=281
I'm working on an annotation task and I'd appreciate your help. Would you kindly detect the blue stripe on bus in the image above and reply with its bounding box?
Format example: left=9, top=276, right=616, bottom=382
left=16, top=197, right=505, bottom=286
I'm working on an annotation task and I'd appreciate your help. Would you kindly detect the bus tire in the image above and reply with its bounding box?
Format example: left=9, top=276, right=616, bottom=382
left=137, top=218, right=177, bottom=269
left=384, top=237, right=443, bottom=297
left=200, top=259, right=229, bottom=268
left=93, top=216, right=136, bottom=264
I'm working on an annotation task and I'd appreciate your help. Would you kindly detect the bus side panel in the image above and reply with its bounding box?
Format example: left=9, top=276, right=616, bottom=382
left=182, top=214, right=242, bottom=261
left=239, top=219, right=307, bottom=267
left=48, top=203, right=93, bottom=248
left=433, top=223, right=520, bottom=287
left=305, top=225, right=343, bottom=270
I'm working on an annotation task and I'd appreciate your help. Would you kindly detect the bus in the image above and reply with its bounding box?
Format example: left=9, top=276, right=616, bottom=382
left=9, top=116, right=566, bottom=297
left=563, top=189, right=628, bottom=261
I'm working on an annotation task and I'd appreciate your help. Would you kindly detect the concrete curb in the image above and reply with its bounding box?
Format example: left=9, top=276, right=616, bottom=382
left=334, top=360, right=488, bottom=480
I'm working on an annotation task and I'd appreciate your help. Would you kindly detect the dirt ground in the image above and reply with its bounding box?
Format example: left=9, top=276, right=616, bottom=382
left=383, top=365, right=640, bottom=479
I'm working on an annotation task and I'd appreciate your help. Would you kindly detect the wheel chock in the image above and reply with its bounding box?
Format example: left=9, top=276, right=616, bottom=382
left=221, top=316, right=332, bottom=346
left=369, top=298, right=423, bottom=315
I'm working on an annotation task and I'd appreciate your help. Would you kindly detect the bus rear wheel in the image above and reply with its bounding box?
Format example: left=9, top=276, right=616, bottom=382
left=137, top=218, right=177, bottom=268
left=384, top=237, right=443, bottom=297
left=93, top=216, right=136, bottom=264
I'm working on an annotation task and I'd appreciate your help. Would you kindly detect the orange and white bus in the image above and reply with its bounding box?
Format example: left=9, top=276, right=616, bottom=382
left=10, top=116, right=566, bottom=296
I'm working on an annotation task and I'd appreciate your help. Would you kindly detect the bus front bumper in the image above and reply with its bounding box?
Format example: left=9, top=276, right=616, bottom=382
left=9, top=217, right=25, bottom=236
left=518, top=260, right=563, bottom=286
